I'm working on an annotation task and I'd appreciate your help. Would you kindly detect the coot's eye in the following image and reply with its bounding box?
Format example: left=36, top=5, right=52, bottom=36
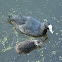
left=37, top=41, right=40, bottom=43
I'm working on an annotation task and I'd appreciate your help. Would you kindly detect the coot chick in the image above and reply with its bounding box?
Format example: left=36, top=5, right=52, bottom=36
left=16, top=40, right=43, bottom=54
left=8, top=15, right=54, bottom=36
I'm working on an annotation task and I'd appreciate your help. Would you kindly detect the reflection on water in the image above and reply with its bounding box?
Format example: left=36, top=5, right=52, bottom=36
left=0, top=0, right=62, bottom=62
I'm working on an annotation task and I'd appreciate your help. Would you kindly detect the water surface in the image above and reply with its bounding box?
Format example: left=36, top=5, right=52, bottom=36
left=0, top=0, right=62, bottom=62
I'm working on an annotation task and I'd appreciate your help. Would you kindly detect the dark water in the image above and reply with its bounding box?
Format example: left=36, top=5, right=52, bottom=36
left=0, top=0, right=62, bottom=62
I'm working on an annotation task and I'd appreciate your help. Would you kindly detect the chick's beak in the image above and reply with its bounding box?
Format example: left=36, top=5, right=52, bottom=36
left=40, top=42, right=43, bottom=45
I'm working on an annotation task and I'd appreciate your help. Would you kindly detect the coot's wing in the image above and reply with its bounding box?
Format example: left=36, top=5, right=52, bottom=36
left=17, top=18, right=42, bottom=36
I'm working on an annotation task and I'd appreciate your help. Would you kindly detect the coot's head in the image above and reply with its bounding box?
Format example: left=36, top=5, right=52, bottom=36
left=34, top=40, right=43, bottom=46
left=44, top=22, right=54, bottom=34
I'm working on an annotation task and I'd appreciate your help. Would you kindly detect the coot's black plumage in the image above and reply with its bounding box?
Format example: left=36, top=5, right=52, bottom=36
left=8, top=15, right=53, bottom=36
left=16, top=40, right=43, bottom=54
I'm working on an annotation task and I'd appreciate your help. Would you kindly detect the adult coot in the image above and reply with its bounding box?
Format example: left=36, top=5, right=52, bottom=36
left=8, top=15, right=54, bottom=36
left=16, top=40, right=43, bottom=54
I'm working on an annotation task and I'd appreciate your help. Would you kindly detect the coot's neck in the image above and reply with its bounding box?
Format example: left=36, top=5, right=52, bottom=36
left=40, top=22, right=47, bottom=30
left=44, top=22, right=50, bottom=29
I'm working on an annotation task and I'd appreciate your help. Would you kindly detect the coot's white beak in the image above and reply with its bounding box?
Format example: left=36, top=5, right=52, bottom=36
left=48, top=24, right=54, bottom=34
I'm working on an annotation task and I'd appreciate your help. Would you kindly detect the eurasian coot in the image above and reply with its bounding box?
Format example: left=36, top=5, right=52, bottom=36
left=15, top=40, right=43, bottom=54
left=8, top=15, right=54, bottom=36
